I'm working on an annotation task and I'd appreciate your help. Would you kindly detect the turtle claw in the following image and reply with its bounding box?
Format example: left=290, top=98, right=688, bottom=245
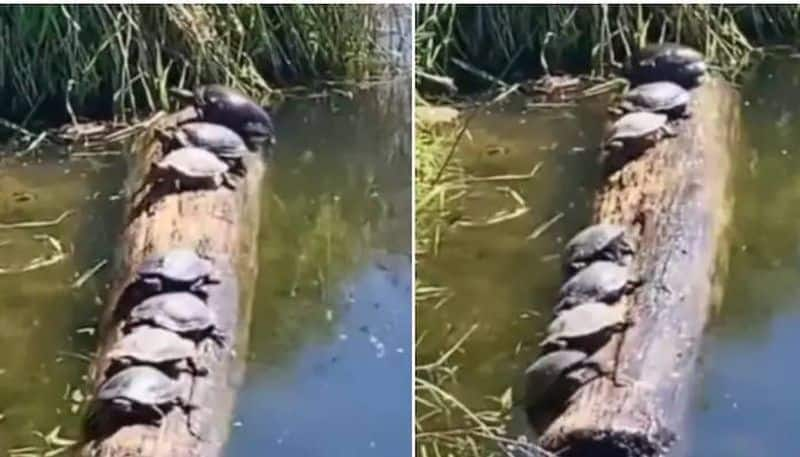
left=220, top=175, right=237, bottom=191
left=210, top=330, right=228, bottom=348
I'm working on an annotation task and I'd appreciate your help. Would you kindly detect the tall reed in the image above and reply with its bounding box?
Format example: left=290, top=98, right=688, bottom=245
left=0, top=5, right=389, bottom=122
left=416, top=5, right=800, bottom=92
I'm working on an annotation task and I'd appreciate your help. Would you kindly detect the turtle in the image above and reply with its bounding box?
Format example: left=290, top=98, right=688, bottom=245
left=601, top=111, right=675, bottom=167
left=150, top=146, right=236, bottom=191
left=556, top=261, right=641, bottom=312
left=106, top=326, right=207, bottom=379
left=136, top=249, right=219, bottom=296
left=524, top=349, right=606, bottom=410
left=628, top=43, right=707, bottom=88
left=123, top=292, right=226, bottom=347
left=190, top=84, right=276, bottom=148
left=116, top=250, right=219, bottom=321
left=613, top=81, right=691, bottom=119
left=167, top=122, right=249, bottom=176
left=86, top=366, right=196, bottom=437
left=564, top=223, right=635, bottom=276
left=539, top=302, right=631, bottom=353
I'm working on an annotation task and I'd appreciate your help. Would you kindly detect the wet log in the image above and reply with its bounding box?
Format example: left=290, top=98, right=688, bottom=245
left=78, top=107, right=265, bottom=456
left=538, top=78, right=738, bottom=456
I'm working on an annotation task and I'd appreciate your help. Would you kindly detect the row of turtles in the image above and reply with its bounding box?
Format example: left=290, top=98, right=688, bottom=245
left=524, top=223, right=641, bottom=418
left=146, top=84, right=276, bottom=194
left=602, top=43, right=707, bottom=168
left=86, top=249, right=226, bottom=437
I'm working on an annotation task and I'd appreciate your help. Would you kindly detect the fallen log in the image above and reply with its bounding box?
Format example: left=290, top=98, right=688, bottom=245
left=78, top=106, right=265, bottom=456
left=537, top=78, right=738, bottom=456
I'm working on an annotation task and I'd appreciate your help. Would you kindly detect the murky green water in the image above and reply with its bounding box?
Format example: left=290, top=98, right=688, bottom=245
left=416, top=59, right=800, bottom=455
left=0, top=80, right=411, bottom=456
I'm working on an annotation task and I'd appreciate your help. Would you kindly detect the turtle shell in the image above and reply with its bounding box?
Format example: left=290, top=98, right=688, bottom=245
left=108, top=326, right=195, bottom=364
left=97, top=366, right=181, bottom=405
left=557, top=261, right=634, bottom=311
left=637, top=43, right=704, bottom=68
left=137, top=249, right=216, bottom=284
left=176, top=122, right=249, bottom=158
left=607, top=112, right=668, bottom=141
left=622, top=81, right=690, bottom=113
left=125, top=292, right=224, bottom=345
left=195, top=84, right=276, bottom=146
left=158, top=147, right=230, bottom=178
left=564, top=223, right=633, bottom=274
left=524, top=349, right=587, bottom=405
left=629, top=43, right=706, bottom=88
left=541, top=302, right=627, bottom=349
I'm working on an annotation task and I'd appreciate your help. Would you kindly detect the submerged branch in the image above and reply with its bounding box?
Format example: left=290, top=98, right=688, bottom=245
left=0, top=235, right=67, bottom=275
left=0, top=210, right=75, bottom=229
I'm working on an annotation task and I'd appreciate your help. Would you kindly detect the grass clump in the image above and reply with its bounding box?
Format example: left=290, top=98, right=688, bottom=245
left=0, top=4, right=397, bottom=122
left=416, top=4, right=800, bottom=92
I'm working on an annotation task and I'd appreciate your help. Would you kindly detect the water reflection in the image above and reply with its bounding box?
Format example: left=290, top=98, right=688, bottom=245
left=689, top=57, right=800, bottom=456
left=226, top=79, right=411, bottom=457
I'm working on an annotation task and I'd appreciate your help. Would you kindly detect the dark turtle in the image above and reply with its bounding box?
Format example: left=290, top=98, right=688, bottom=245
left=540, top=302, right=630, bottom=353
left=87, top=366, right=195, bottom=436
left=193, top=84, right=275, bottom=148
left=524, top=349, right=604, bottom=410
left=170, top=122, right=248, bottom=175
left=124, top=292, right=226, bottom=347
left=106, top=327, right=207, bottom=379
left=135, top=249, right=219, bottom=296
left=151, top=146, right=236, bottom=191
left=614, top=81, right=691, bottom=119
left=628, top=43, right=706, bottom=88
left=556, top=261, right=641, bottom=312
left=564, top=223, right=635, bottom=275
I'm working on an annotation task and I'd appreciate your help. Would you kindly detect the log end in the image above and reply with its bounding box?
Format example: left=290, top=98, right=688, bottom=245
left=541, top=425, right=676, bottom=457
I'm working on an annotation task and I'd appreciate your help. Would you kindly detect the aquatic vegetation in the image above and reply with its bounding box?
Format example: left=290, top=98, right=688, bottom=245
left=0, top=5, right=392, bottom=122
left=416, top=4, right=800, bottom=92
left=414, top=117, right=466, bottom=257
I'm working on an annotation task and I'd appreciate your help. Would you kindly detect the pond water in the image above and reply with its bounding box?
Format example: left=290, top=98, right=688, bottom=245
left=0, top=80, right=412, bottom=456
left=415, top=58, right=800, bottom=456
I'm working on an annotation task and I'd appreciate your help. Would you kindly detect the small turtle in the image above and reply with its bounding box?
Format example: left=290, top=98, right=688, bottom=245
left=629, top=43, right=707, bottom=88
left=540, top=302, right=630, bottom=353
left=151, top=146, right=236, bottom=191
left=106, top=327, right=207, bottom=379
left=564, top=223, right=635, bottom=275
left=136, top=249, right=219, bottom=296
left=87, top=366, right=195, bottom=435
left=524, top=349, right=604, bottom=409
left=124, top=292, right=226, bottom=347
left=193, top=84, right=276, bottom=147
left=556, top=261, right=641, bottom=312
left=169, top=122, right=249, bottom=175
left=614, top=81, right=691, bottom=119
left=601, top=111, right=675, bottom=166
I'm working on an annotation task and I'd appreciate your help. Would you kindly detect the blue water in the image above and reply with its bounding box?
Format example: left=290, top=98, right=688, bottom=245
left=226, top=81, right=412, bottom=457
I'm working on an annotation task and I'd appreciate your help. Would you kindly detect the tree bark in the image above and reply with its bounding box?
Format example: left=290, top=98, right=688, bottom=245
left=79, top=107, right=265, bottom=457
left=538, top=78, right=738, bottom=456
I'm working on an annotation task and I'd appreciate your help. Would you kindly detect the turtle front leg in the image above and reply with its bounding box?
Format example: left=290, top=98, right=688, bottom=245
left=220, top=173, right=237, bottom=191
left=208, top=328, right=228, bottom=348
left=185, top=357, right=209, bottom=377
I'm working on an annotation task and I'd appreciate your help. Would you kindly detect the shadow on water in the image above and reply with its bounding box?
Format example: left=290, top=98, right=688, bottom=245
left=416, top=57, right=800, bottom=455
left=0, top=79, right=411, bottom=455
left=225, top=79, right=411, bottom=457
